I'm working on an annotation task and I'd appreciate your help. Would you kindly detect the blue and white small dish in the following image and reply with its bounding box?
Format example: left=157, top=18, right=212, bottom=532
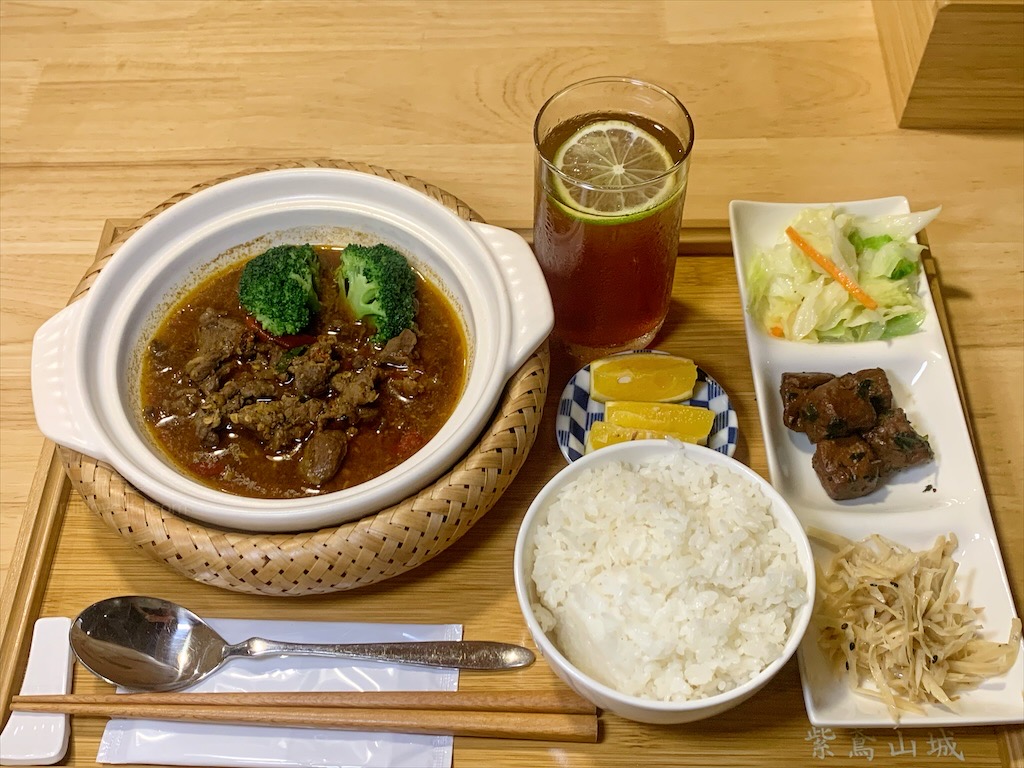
left=556, top=350, right=739, bottom=463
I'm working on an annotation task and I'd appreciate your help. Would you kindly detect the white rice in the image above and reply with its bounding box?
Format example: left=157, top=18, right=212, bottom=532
left=530, top=452, right=807, bottom=702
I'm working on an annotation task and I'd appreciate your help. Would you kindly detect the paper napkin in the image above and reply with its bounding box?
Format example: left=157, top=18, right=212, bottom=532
left=96, top=618, right=461, bottom=768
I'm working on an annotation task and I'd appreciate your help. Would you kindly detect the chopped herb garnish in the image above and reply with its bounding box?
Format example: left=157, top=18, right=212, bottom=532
left=895, top=432, right=924, bottom=451
left=276, top=345, right=308, bottom=372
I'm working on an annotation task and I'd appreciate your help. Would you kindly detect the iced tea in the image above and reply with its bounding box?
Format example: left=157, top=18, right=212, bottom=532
left=533, top=79, right=694, bottom=359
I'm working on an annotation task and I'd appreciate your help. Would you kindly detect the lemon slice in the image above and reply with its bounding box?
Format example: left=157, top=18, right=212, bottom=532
left=552, top=119, right=675, bottom=217
left=589, top=354, right=697, bottom=403
left=604, top=401, right=715, bottom=445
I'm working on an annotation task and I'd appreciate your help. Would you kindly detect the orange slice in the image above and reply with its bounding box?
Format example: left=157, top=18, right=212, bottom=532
left=584, top=421, right=668, bottom=454
left=589, top=354, right=697, bottom=403
left=604, top=401, right=715, bottom=444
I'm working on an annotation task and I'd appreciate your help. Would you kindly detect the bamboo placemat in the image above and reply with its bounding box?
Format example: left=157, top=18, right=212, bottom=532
left=1, top=212, right=1021, bottom=767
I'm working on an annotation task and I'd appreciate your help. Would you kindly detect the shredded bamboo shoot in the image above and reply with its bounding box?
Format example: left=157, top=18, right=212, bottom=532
left=810, top=528, right=1021, bottom=721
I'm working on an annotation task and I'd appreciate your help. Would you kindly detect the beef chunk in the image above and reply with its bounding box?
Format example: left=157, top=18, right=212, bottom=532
left=230, top=395, right=323, bottom=452
left=298, top=429, right=348, bottom=486
left=780, top=372, right=835, bottom=431
left=864, top=407, right=933, bottom=474
left=216, top=376, right=278, bottom=410
left=288, top=340, right=340, bottom=397
left=387, top=373, right=427, bottom=401
left=812, top=436, right=883, bottom=500
left=801, top=376, right=879, bottom=443
left=323, top=367, right=381, bottom=425
left=378, top=328, right=418, bottom=368
left=845, top=368, right=893, bottom=415
left=191, top=375, right=278, bottom=448
left=154, top=384, right=201, bottom=421
left=185, top=308, right=254, bottom=393
left=193, top=402, right=222, bottom=448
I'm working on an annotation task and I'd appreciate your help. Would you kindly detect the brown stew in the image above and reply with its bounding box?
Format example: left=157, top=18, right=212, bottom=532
left=139, top=245, right=466, bottom=499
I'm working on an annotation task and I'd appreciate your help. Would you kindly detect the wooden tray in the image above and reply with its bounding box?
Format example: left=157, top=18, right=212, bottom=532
left=2, top=222, right=1022, bottom=767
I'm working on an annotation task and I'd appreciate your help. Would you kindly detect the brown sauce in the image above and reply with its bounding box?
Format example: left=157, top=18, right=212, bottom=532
left=139, top=245, right=466, bottom=499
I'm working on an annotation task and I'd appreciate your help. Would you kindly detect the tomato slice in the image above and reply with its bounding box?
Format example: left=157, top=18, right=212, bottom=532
left=395, top=429, right=427, bottom=459
left=244, top=315, right=316, bottom=349
left=191, top=455, right=225, bottom=477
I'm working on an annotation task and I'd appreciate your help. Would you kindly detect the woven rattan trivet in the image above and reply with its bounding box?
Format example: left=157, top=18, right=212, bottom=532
left=59, top=159, right=549, bottom=596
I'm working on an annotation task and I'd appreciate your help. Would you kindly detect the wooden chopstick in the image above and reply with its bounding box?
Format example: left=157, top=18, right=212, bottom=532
left=9, top=700, right=598, bottom=743
left=12, top=689, right=596, bottom=715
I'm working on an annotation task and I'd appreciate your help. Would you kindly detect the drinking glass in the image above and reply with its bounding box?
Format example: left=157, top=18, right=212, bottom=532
left=533, top=76, right=694, bottom=360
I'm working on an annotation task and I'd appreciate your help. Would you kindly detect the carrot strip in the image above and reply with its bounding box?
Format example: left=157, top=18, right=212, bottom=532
left=785, top=226, right=878, bottom=310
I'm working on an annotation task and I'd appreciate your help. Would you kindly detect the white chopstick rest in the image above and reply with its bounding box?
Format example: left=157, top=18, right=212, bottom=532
left=0, top=617, right=74, bottom=765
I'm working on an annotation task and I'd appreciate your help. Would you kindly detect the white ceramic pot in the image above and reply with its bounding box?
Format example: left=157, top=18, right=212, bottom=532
left=32, top=168, right=553, bottom=532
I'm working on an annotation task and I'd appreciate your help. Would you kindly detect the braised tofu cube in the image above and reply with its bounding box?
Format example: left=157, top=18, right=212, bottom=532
left=780, top=372, right=835, bottom=432
left=812, top=436, right=884, bottom=500
left=801, top=376, right=878, bottom=443
left=864, top=407, right=933, bottom=474
left=846, top=367, right=894, bottom=415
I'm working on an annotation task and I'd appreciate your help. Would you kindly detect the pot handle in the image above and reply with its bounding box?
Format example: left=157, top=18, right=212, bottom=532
left=469, top=222, right=553, bottom=374
left=31, top=300, right=107, bottom=460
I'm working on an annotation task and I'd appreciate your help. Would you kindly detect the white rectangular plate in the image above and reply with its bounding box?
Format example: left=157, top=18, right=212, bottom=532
left=729, top=196, right=1024, bottom=728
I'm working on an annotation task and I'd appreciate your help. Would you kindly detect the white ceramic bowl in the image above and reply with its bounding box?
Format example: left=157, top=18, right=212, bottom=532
left=31, top=168, right=552, bottom=532
left=513, top=439, right=815, bottom=724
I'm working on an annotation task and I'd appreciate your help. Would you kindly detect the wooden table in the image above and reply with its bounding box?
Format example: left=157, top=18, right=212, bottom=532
left=1, top=1, right=1021, bottom=766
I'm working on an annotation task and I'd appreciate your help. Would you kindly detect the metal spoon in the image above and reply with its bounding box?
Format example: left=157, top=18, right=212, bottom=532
left=70, top=596, right=535, bottom=693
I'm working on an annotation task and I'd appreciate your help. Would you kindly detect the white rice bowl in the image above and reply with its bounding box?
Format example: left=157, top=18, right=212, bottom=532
left=514, top=440, right=813, bottom=722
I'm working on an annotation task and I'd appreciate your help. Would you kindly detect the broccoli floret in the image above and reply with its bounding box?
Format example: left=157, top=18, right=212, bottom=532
left=336, top=243, right=417, bottom=344
left=238, top=244, right=320, bottom=336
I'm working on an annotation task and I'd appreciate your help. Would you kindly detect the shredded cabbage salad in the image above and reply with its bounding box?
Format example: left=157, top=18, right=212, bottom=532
left=745, top=206, right=941, bottom=342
